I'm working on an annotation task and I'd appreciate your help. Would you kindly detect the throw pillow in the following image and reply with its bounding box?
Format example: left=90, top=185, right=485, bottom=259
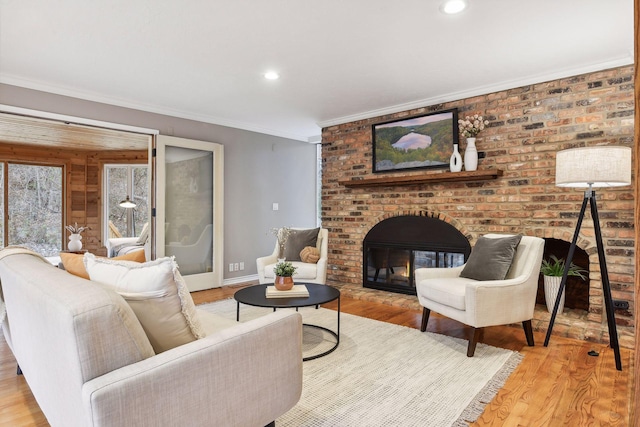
left=83, top=254, right=205, bottom=353
left=284, top=228, right=320, bottom=261
left=300, top=246, right=320, bottom=263
left=460, top=235, right=523, bottom=281
left=60, top=250, right=146, bottom=279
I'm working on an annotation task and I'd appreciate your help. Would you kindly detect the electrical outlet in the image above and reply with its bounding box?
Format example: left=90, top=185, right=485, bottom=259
left=613, top=300, right=629, bottom=310
left=239, top=262, right=245, bottom=270
left=234, top=263, right=239, bottom=271
left=228, top=263, right=234, bottom=272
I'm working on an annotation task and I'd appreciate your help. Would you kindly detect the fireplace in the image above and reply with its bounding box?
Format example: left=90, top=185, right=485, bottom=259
left=536, top=238, right=590, bottom=311
left=363, top=215, right=471, bottom=294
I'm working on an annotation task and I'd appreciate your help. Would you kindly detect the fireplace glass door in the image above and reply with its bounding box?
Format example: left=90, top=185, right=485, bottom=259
left=364, top=246, right=466, bottom=294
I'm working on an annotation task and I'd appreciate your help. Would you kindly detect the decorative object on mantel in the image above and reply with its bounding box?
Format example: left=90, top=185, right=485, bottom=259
left=449, top=143, right=462, bottom=172
left=65, top=222, right=89, bottom=252
left=464, top=138, right=478, bottom=171
left=540, top=255, right=586, bottom=314
left=458, top=114, right=489, bottom=172
left=544, top=145, right=631, bottom=371
left=273, top=260, right=297, bottom=290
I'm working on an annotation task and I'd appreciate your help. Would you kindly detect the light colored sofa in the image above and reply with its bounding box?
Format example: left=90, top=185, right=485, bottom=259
left=257, top=227, right=328, bottom=285
left=0, top=250, right=302, bottom=427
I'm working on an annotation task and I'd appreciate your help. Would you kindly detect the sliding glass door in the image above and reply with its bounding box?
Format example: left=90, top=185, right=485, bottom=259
left=155, top=135, right=224, bottom=291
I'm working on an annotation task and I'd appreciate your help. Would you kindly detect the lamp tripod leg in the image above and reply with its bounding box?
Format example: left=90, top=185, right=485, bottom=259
left=544, top=196, right=588, bottom=347
left=590, top=194, right=622, bottom=371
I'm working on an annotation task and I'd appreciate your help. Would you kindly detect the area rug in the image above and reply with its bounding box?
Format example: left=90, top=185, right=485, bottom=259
left=198, top=299, right=523, bottom=427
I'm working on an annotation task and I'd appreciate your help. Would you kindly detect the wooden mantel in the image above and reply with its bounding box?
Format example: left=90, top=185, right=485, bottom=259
left=339, top=169, right=504, bottom=188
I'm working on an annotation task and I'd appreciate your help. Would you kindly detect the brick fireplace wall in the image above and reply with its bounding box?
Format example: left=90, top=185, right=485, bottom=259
left=321, top=65, right=635, bottom=347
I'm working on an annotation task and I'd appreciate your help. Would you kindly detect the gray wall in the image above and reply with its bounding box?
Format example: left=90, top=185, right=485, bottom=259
left=0, top=84, right=319, bottom=282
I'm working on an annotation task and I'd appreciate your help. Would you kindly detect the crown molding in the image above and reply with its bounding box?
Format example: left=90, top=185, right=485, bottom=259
left=317, top=55, right=634, bottom=129
left=0, top=74, right=313, bottom=143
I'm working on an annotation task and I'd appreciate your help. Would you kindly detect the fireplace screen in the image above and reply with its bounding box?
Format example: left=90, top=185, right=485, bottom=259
left=363, top=215, right=471, bottom=295
left=365, top=247, right=466, bottom=293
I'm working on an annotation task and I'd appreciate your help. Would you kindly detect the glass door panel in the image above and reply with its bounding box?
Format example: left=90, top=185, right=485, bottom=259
left=156, top=136, right=223, bottom=291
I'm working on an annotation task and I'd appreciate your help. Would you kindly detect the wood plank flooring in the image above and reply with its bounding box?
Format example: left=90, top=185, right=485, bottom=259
left=0, top=284, right=632, bottom=426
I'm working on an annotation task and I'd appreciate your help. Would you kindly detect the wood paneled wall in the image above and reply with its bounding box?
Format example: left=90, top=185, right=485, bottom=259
left=633, top=0, right=639, bottom=423
left=0, top=144, right=147, bottom=256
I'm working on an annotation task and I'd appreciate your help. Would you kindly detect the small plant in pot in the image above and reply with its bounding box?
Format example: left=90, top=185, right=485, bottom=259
left=540, top=255, right=587, bottom=314
left=273, top=260, right=297, bottom=291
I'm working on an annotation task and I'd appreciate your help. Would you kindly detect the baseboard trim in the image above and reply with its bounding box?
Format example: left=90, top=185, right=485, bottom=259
left=223, top=274, right=258, bottom=286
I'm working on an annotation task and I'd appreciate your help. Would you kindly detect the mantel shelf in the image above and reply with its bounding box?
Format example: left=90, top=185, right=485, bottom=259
left=339, top=169, right=504, bottom=188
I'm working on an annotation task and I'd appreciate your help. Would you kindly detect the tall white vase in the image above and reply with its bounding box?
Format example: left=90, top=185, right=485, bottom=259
left=464, top=137, right=478, bottom=171
left=68, top=233, right=83, bottom=251
left=544, top=275, right=565, bottom=314
left=449, top=143, right=462, bottom=172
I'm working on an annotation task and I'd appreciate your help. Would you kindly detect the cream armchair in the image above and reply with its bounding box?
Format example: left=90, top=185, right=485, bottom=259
left=415, top=234, right=545, bottom=357
left=257, top=227, right=328, bottom=285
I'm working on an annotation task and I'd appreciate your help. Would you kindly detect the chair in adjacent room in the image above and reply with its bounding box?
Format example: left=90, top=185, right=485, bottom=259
left=415, top=234, right=545, bottom=357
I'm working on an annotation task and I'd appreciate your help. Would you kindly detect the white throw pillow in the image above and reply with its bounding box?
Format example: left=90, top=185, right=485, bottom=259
left=84, top=253, right=205, bottom=353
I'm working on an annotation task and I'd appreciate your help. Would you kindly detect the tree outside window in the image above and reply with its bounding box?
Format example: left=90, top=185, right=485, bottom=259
left=0, top=162, right=63, bottom=256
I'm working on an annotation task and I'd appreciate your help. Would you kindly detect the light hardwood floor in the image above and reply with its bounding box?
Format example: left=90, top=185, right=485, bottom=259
left=1, top=284, right=633, bottom=426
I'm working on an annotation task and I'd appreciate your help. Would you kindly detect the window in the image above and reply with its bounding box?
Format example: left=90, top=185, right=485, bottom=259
left=105, top=165, right=149, bottom=238
left=0, top=162, right=63, bottom=256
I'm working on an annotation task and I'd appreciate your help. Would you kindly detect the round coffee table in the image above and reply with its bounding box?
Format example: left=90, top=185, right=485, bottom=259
left=234, top=283, right=340, bottom=361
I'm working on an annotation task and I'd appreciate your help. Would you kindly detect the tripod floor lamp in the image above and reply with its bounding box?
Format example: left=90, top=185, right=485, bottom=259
left=544, top=146, right=631, bottom=371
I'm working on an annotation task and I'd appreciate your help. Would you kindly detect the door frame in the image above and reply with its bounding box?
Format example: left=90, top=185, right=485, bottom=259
left=154, top=135, right=224, bottom=291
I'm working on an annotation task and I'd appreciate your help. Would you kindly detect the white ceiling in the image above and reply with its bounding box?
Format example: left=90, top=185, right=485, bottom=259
left=0, top=0, right=634, bottom=143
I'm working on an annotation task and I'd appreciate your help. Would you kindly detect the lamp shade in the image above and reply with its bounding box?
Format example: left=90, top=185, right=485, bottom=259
left=119, top=196, right=137, bottom=208
left=555, top=146, right=632, bottom=188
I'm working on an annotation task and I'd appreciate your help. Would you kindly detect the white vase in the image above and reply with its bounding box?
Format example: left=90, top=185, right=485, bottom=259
left=68, top=233, right=83, bottom=252
left=449, top=143, right=462, bottom=172
left=544, top=275, right=565, bottom=314
left=464, top=137, right=478, bottom=171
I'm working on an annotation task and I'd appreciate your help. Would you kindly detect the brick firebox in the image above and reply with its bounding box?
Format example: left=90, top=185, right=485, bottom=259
left=320, top=65, right=635, bottom=348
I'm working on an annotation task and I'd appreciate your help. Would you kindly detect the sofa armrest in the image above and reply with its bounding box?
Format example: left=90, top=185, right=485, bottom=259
left=82, top=310, right=303, bottom=427
left=465, top=275, right=538, bottom=327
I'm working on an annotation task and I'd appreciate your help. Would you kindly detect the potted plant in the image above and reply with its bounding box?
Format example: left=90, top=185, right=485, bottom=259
left=273, top=260, right=297, bottom=291
left=540, top=255, right=587, bottom=313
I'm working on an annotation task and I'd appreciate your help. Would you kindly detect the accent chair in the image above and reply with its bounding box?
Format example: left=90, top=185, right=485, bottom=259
left=415, top=234, right=545, bottom=357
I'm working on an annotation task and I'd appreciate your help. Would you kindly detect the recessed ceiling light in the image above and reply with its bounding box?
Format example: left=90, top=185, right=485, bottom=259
left=440, top=0, right=467, bottom=14
left=264, top=71, right=280, bottom=80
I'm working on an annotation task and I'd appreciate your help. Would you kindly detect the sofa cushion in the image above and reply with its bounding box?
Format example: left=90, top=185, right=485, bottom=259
left=60, top=250, right=145, bottom=279
left=284, top=228, right=319, bottom=261
left=460, top=235, right=522, bottom=281
left=84, top=254, right=205, bottom=353
left=300, top=246, right=320, bottom=263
